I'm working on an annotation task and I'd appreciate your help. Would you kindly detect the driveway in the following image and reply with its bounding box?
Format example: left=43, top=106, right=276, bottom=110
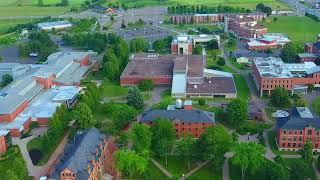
left=0, top=45, right=39, bottom=64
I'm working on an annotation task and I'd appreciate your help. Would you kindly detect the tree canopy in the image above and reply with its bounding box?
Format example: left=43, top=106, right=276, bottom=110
left=138, top=79, right=154, bottom=91
left=127, top=87, right=144, bottom=109
left=114, top=150, right=148, bottom=177
left=270, top=87, right=290, bottom=108
left=129, top=123, right=152, bottom=156
left=226, top=99, right=248, bottom=128
left=104, top=103, right=137, bottom=131
left=1, top=74, right=13, bottom=87
left=130, top=38, right=147, bottom=52
left=300, top=140, right=313, bottom=164
left=73, top=102, right=95, bottom=130
left=280, top=43, right=299, bottom=63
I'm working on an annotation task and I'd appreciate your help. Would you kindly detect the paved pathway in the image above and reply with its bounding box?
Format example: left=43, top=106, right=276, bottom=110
left=312, top=162, right=320, bottom=179
left=182, top=160, right=210, bottom=179
left=13, top=128, right=70, bottom=179
left=223, top=153, right=234, bottom=180
left=150, top=158, right=173, bottom=178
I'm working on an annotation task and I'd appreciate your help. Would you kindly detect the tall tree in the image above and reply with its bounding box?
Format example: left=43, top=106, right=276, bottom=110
left=269, top=162, right=290, bottom=180
left=127, top=87, right=144, bottom=109
left=114, top=150, right=148, bottom=177
left=226, top=99, right=248, bottom=128
left=280, top=43, right=298, bottom=63
left=130, top=123, right=152, bottom=156
left=104, top=103, right=137, bottom=130
left=61, top=0, right=69, bottom=6
left=1, top=74, right=13, bottom=86
left=198, top=125, right=232, bottom=170
left=270, top=87, right=290, bottom=108
left=151, top=119, right=176, bottom=166
left=130, top=38, right=147, bottom=52
left=290, top=161, right=310, bottom=180
left=232, top=142, right=265, bottom=180
left=176, top=135, right=196, bottom=170
left=300, top=140, right=313, bottom=164
left=37, top=0, right=44, bottom=6
left=73, top=102, right=95, bottom=129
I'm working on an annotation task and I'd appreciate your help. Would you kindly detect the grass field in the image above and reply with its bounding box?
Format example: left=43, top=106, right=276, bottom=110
left=0, top=0, right=87, bottom=6
left=116, top=0, right=288, bottom=10
left=233, top=74, right=250, bottom=101
left=262, top=16, right=320, bottom=44
left=0, top=6, right=69, bottom=17
left=188, top=162, right=223, bottom=180
left=0, top=19, right=34, bottom=34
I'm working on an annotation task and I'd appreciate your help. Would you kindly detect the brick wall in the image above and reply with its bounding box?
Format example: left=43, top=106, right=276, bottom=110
left=0, top=136, right=7, bottom=154
left=37, top=118, right=49, bottom=126
left=0, top=101, right=29, bottom=122
left=120, top=77, right=172, bottom=86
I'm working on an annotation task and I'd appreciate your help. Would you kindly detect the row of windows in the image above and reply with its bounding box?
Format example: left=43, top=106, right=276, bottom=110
left=177, top=127, right=205, bottom=132
left=263, top=79, right=292, bottom=84
left=282, top=136, right=320, bottom=141
left=282, top=142, right=319, bottom=148
left=61, top=173, right=75, bottom=177
left=282, top=129, right=316, bottom=135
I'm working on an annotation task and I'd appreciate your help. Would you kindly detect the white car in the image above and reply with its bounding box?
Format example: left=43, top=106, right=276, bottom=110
left=29, top=52, right=39, bottom=57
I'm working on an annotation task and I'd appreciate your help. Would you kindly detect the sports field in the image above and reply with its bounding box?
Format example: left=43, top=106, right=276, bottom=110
left=0, top=0, right=87, bottom=6
left=262, top=16, right=320, bottom=44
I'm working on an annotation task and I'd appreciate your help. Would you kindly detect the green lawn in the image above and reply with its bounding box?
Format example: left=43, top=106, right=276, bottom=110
left=0, top=0, right=87, bottom=6
left=267, top=131, right=299, bottom=155
left=0, top=6, right=69, bottom=17
left=0, top=19, right=35, bottom=34
left=101, top=80, right=128, bottom=97
left=154, top=156, right=197, bottom=176
left=284, top=158, right=316, bottom=180
left=233, top=74, right=250, bottom=101
left=116, top=0, right=288, bottom=10
left=188, top=162, right=223, bottom=180
left=262, top=16, right=320, bottom=44
left=312, top=96, right=320, bottom=116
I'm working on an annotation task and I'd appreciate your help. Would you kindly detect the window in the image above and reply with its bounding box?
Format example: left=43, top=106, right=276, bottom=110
left=289, top=131, right=292, bottom=135
left=317, top=131, right=320, bottom=135
left=283, top=130, right=286, bottom=134
left=308, top=129, right=312, bottom=135
left=294, top=131, right=298, bottom=135
left=175, top=124, right=178, bottom=126
left=288, top=143, right=291, bottom=147
left=282, top=143, right=285, bottom=147
left=316, top=144, right=319, bottom=148
left=300, top=131, right=303, bottom=135
left=298, top=143, right=301, bottom=147
left=182, top=128, right=184, bottom=130
left=299, top=137, right=302, bottom=141
left=293, top=137, right=297, bottom=141
left=293, top=143, right=296, bottom=147
left=282, top=137, right=286, bottom=141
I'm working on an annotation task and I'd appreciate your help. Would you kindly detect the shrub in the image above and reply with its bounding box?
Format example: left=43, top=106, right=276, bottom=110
left=198, top=98, right=206, bottom=106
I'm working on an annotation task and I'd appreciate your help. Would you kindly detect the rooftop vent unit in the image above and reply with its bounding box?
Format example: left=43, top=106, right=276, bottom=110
left=194, top=85, right=197, bottom=89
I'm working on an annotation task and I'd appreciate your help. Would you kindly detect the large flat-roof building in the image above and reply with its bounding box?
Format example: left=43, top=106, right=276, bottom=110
left=0, top=51, right=95, bottom=137
left=276, top=107, right=320, bottom=152
left=247, top=33, right=291, bottom=51
left=252, top=57, right=320, bottom=96
left=120, top=50, right=237, bottom=99
left=37, top=21, right=72, bottom=31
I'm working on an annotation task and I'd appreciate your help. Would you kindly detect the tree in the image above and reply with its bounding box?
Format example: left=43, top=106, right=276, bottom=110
left=280, top=43, right=298, bottom=63
left=198, top=98, right=206, bottom=106
left=198, top=125, right=232, bottom=170
left=37, top=0, right=44, bottom=6
left=207, top=39, right=219, bottom=49
left=138, top=79, right=154, bottom=91
left=290, top=161, right=310, bottom=180
left=226, top=99, right=248, bottom=128
left=270, top=87, right=290, bottom=108
left=293, top=97, right=307, bottom=107
left=269, top=162, right=289, bottom=180
left=104, top=59, right=120, bottom=81
left=4, top=170, right=19, bottom=180
left=232, top=142, right=265, bottom=180
left=1, top=74, right=13, bottom=86
left=151, top=119, right=176, bottom=166
left=176, top=135, right=196, bottom=170
left=104, top=103, right=137, bottom=130
left=130, top=38, right=147, bottom=52
left=127, top=87, right=144, bottom=109
left=61, top=0, right=69, bottom=6
left=114, top=150, right=148, bottom=177
left=217, top=57, right=226, bottom=66
left=153, top=40, right=166, bottom=53
left=73, top=103, right=95, bottom=129
left=129, top=123, right=152, bottom=155
left=300, top=140, right=313, bottom=164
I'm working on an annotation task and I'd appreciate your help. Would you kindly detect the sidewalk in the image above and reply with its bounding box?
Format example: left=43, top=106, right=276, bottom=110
left=150, top=158, right=173, bottom=178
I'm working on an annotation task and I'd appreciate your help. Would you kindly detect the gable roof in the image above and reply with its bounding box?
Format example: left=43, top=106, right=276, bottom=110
left=140, top=110, right=215, bottom=123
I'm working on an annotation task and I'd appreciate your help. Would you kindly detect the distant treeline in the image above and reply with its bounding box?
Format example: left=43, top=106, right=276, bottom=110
left=305, top=12, right=320, bottom=22
left=167, top=5, right=252, bottom=14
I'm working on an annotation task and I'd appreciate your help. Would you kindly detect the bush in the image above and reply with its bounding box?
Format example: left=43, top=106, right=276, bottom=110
left=138, top=79, right=154, bottom=91
left=198, top=98, right=206, bottom=106
left=217, top=57, right=226, bottom=66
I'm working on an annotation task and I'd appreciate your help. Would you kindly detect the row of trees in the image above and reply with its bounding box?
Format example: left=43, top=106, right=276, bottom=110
left=305, top=12, right=320, bottom=22
left=270, top=87, right=308, bottom=108
left=19, top=31, right=59, bottom=62
left=167, top=5, right=251, bottom=14
left=152, top=36, right=172, bottom=53
left=38, top=0, right=69, bottom=6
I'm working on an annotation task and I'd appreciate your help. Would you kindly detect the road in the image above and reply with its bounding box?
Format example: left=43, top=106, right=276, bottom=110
left=281, top=0, right=320, bottom=17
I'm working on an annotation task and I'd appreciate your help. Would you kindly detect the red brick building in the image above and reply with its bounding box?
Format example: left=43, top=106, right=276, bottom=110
left=140, top=109, right=215, bottom=138
left=51, top=128, right=119, bottom=180
left=252, top=57, right=320, bottom=97
left=298, top=35, right=320, bottom=63
left=226, top=16, right=267, bottom=39
left=276, top=107, right=320, bottom=152
left=0, top=130, right=11, bottom=154
left=171, top=36, right=193, bottom=55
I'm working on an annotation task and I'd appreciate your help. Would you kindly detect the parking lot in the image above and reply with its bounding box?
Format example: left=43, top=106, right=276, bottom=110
left=234, top=41, right=280, bottom=59
left=117, top=26, right=173, bottom=42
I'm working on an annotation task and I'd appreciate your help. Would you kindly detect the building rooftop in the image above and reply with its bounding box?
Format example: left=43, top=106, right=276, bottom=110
left=51, top=128, right=106, bottom=180
left=37, top=21, right=72, bottom=29
left=298, top=53, right=318, bottom=58
left=248, top=33, right=291, bottom=47
left=140, top=109, right=215, bottom=123
left=186, top=76, right=236, bottom=94
left=172, top=73, right=186, bottom=95
left=0, top=130, right=9, bottom=136
left=277, top=107, right=320, bottom=130
left=253, top=57, right=318, bottom=78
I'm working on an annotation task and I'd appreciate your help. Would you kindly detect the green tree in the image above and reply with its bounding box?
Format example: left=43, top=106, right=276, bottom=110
left=269, top=162, right=289, bottom=180
left=198, top=98, right=206, bottom=106
left=153, top=40, right=166, bottom=53
left=217, top=57, right=226, bottom=66
left=114, top=150, right=148, bottom=177
left=294, top=98, right=307, bottom=107
left=130, top=38, right=147, bottom=52
left=232, top=142, right=265, bottom=180
left=280, top=43, right=298, bottom=63
left=1, top=74, right=13, bottom=86
left=104, top=58, right=120, bottom=81
left=37, top=0, right=44, bottom=6
left=300, top=140, right=313, bottom=164
left=290, top=161, right=310, bottom=180
left=138, top=79, right=154, bottom=91
left=61, top=0, right=69, bottom=6
left=207, top=39, right=219, bottom=49
left=176, top=135, right=196, bottom=170
left=226, top=99, right=248, bottom=128
left=198, top=125, right=232, bottom=170
left=127, top=87, right=144, bottom=109
left=270, top=87, right=290, bottom=107
left=105, top=103, right=137, bottom=130
left=151, top=119, right=176, bottom=166
left=73, top=102, right=95, bottom=129
left=130, top=123, right=152, bottom=155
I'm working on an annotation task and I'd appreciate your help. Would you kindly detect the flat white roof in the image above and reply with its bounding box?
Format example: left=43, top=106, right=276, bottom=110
left=0, top=130, right=9, bottom=136
left=172, top=73, right=186, bottom=95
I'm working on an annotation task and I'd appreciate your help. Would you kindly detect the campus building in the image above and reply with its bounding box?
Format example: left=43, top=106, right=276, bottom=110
left=0, top=51, right=96, bottom=137
left=120, top=50, right=237, bottom=99
left=276, top=107, right=320, bottom=152
left=252, top=57, right=320, bottom=97
left=247, top=33, right=291, bottom=51
left=140, top=108, right=215, bottom=138
left=298, top=34, right=320, bottom=63
left=0, top=130, right=11, bottom=154
left=171, top=34, right=220, bottom=55
left=37, top=21, right=72, bottom=31
left=51, top=128, right=119, bottom=180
